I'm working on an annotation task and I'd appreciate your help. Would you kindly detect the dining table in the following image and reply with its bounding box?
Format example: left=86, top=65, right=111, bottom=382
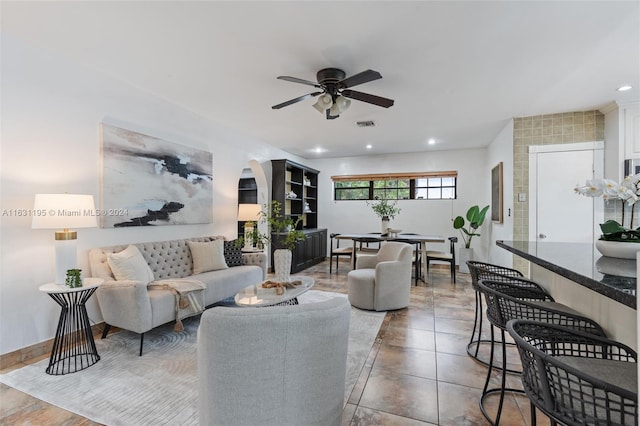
left=335, top=233, right=446, bottom=283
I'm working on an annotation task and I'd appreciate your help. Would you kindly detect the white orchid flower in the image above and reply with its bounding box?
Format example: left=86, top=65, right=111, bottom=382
left=574, top=179, right=605, bottom=197
left=601, top=179, right=620, bottom=196
left=622, top=173, right=640, bottom=195
left=576, top=173, right=640, bottom=230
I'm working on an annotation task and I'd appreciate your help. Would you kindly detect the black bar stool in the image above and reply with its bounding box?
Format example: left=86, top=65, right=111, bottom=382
left=477, top=278, right=606, bottom=425
left=508, top=319, right=637, bottom=426
left=466, top=261, right=524, bottom=368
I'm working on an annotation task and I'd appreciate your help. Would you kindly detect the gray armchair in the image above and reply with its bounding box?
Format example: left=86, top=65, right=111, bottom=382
left=347, top=241, right=413, bottom=311
left=197, top=297, right=351, bottom=426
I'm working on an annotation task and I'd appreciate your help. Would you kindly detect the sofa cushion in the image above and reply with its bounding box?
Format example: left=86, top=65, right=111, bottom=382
left=224, top=240, right=245, bottom=267
left=195, top=265, right=264, bottom=306
left=188, top=240, right=228, bottom=274
left=107, top=245, right=155, bottom=284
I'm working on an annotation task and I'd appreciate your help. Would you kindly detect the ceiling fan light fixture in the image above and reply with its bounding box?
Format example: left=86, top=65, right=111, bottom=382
left=312, top=94, right=333, bottom=113
left=334, top=95, right=351, bottom=113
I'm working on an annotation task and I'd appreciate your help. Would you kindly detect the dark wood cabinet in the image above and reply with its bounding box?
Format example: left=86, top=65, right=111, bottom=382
left=271, top=159, right=325, bottom=273
left=271, top=159, right=319, bottom=230
left=237, top=176, right=258, bottom=236
left=270, top=229, right=327, bottom=273
left=238, top=177, right=258, bottom=204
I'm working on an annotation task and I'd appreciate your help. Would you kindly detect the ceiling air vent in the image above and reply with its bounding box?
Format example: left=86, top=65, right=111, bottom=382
left=355, top=120, right=376, bottom=128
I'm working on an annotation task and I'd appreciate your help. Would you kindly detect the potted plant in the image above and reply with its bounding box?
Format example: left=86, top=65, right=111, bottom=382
left=453, top=204, right=489, bottom=272
left=367, top=198, right=401, bottom=234
left=262, top=200, right=306, bottom=281
left=575, top=173, right=640, bottom=258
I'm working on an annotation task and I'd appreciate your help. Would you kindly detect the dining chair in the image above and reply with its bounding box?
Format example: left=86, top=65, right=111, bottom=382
left=329, top=233, right=353, bottom=274
left=351, top=236, right=383, bottom=269
left=507, top=319, right=637, bottom=426
left=394, top=235, right=422, bottom=285
left=358, top=233, right=381, bottom=254
left=477, top=278, right=606, bottom=425
left=425, top=236, right=457, bottom=283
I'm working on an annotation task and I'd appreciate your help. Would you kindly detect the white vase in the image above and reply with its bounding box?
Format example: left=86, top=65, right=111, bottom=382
left=273, top=249, right=292, bottom=282
left=595, top=255, right=636, bottom=277
left=458, top=247, right=474, bottom=273
left=381, top=216, right=390, bottom=234
left=595, top=240, right=640, bottom=260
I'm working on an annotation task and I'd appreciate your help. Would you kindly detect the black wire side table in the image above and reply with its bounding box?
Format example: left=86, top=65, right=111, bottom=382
left=38, top=278, right=103, bottom=375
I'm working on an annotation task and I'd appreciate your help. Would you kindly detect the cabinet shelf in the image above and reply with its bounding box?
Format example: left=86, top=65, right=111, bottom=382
left=272, top=159, right=324, bottom=273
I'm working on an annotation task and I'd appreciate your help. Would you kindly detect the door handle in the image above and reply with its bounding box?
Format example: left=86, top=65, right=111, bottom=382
left=538, top=234, right=547, bottom=239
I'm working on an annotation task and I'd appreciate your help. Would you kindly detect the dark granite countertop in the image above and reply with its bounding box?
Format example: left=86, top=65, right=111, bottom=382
left=497, top=240, right=636, bottom=309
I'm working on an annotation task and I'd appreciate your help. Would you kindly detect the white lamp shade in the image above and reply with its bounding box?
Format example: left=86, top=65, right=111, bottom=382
left=238, top=203, right=262, bottom=222
left=32, top=194, right=96, bottom=284
left=312, top=94, right=333, bottom=113
left=334, top=96, right=351, bottom=113
left=32, top=194, right=97, bottom=229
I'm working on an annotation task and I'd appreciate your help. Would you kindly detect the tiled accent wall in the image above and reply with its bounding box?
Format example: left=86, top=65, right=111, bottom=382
left=512, top=110, right=605, bottom=274
left=604, top=196, right=633, bottom=228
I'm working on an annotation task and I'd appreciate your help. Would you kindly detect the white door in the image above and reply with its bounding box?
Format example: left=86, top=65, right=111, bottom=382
left=529, top=142, right=604, bottom=243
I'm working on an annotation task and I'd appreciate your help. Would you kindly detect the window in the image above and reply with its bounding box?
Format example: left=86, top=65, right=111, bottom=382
left=332, top=172, right=457, bottom=201
left=334, top=180, right=369, bottom=200
left=415, top=177, right=456, bottom=200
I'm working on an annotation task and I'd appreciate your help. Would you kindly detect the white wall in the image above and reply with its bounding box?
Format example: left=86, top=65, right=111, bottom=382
left=603, top=102, right=623, bottom=180
left=486, top=120, right=514, bottom=266
left=0, top=35, right=299, bottom=355
left=308, top=148, right=490, bottom=262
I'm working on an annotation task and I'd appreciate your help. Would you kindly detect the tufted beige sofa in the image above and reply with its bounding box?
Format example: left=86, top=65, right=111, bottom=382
left=89, top=236, right=267, bottom=355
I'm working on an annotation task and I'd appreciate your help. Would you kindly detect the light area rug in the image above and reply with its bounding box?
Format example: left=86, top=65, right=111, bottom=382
left=0, top=290, right=384, bottom=426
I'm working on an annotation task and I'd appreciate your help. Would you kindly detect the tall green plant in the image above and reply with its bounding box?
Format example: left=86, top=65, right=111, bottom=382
left=453, top=205, right=489, bottom=248
left=367, top=198, right=401, bottom=219
left=263, top=200, right=306, bottom=250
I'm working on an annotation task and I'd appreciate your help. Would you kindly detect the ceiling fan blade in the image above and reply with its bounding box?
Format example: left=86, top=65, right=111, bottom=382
left=277, top=76, right=321, bottom=88
left=341, top=90, right=394, bottom=108
left=338, top=69, right=382, bottom=89
left=272, top=92, right=322, bottom=109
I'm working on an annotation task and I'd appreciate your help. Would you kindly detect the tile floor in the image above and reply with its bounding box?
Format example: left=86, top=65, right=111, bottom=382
left=0, top=260, right=550, bottom=425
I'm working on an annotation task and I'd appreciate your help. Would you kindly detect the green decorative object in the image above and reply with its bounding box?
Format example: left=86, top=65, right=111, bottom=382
left=367, top=198, right=401, bottom=220
left=264, top=200, right=306, bottom=250
left=65, top=269, right=83, bottom=288
left=453, top=205, right=490, bottom=249
left=598, top=220, right=640, bottom=243
left=575, top=173, right=640, bottom=244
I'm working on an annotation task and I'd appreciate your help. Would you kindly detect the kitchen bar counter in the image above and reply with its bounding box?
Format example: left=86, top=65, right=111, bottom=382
left=497, top=240, right=637, bottom=348
left=496, top=240, right=636, bottom=309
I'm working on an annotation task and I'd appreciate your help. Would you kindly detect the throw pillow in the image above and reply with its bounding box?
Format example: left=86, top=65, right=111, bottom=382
left=224, top=240, right=245, bottom=267
left=107, top=245, right=155, bottom=284
left=188, top=239, right=228, bottom=274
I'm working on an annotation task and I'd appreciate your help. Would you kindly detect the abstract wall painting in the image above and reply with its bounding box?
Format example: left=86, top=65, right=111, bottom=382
left=100, top=123, right=213, bottom=228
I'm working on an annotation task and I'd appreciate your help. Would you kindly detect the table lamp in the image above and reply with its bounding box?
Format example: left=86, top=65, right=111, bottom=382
left=32, top=194, right=97, bottom=284
left=238, top=203, right=262, bottom=250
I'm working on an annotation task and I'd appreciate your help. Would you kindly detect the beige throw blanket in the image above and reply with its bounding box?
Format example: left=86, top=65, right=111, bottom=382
left=149, top=279, right=206, bottom=331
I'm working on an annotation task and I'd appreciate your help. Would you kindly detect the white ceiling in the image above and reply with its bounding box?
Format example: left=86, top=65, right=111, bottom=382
left=2, top=1, right=639, bottom=159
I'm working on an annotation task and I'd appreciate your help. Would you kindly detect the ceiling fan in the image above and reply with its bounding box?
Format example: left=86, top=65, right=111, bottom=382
left=271, top=68, right=394, bottom=120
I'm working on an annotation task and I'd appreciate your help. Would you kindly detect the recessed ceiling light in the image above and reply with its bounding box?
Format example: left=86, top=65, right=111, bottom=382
left=428, top=138, right=436, bottom=145
left=618, top=85, right=632, bottom=92
left=366, top=144, right=372, bottom=149
left=312, top=147, right=326, bottom=154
